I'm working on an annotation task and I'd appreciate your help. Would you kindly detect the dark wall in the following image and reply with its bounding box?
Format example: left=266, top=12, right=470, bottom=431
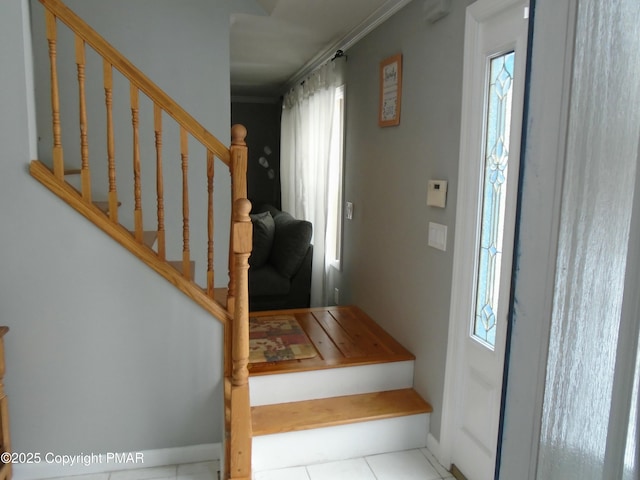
left=231, top=100, right=282, bottom=209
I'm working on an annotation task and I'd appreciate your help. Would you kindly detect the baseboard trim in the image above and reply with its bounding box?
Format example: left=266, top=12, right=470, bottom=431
left=13, top=443, right=221, bottom=480
left=427, top=433, right=444, bottom=467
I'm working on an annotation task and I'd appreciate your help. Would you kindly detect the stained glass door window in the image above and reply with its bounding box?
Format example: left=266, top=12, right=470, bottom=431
left=472, top=51, right=515, bottom=348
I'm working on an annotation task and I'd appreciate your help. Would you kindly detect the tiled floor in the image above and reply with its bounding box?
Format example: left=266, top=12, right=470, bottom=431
left=45, top=448, right=453, bottom=480
left=254, top=448, right=455, bottom=480
left=47, top=461, right=218, bottom=480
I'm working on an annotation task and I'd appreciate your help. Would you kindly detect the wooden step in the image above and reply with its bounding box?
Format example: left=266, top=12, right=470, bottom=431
left=168, top=260, right=196, bottom=278
left=129, top=230, right=158, bottom=248
left=252, top=388, right=432, bottom=436
left=248, top=306, right=416, bottom=377
left=93, top=200, right=121, bottom=216
left=64, top=167, right=81, bottom=175
left=250, top=360, right=415, bottom=406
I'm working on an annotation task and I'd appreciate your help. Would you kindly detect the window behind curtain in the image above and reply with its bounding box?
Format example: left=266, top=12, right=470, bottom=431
left=326, top=85, right=345, bottom=270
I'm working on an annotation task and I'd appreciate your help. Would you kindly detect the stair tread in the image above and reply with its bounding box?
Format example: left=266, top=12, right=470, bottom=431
left=249, top=306, right=416, bottom=376
left=93, top=200, right=121, bottom=215
left=251, top=388, right=432, bottom=436
left=168, top=260, right=196, bottom=275
left=129, top=230, right=158, bottom=248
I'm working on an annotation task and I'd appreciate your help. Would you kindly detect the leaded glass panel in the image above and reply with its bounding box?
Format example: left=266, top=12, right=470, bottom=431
left=472, top=51, right=515, bottom=348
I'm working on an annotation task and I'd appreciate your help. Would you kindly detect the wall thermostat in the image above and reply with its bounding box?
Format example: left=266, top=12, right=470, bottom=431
left=427, top=180, right=448, bottom=208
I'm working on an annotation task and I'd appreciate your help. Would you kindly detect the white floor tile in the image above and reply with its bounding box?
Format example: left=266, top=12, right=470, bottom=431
left=306, top=458, right=376, bottom=480
left=48, top=475, right=110, bottom=480
left=253, top=466, right=310, bottom=480
left=109, top=465, right=177, bottom=480
left=365, top=450, right=441, bottom=480
left=420, top=447, right=452, bottom=478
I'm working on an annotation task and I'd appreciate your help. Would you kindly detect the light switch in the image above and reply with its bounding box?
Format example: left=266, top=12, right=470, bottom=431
left=427, top=180, right=448, bottom=208
left=428, top=222, right=447, bottom=251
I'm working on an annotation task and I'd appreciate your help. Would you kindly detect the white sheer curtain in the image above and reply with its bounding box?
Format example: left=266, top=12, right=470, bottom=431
left=280, top=58, right=345, bottom=306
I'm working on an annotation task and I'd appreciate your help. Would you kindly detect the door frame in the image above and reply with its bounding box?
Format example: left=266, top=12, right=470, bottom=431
left=439, top=0, right=529, bottom=475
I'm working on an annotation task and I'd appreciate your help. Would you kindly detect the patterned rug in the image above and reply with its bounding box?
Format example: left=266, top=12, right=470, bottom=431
left=249, top=315, right=318, bottom=363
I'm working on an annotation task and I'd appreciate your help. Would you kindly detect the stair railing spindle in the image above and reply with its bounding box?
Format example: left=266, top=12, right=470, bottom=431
left=154, top=104, right=166, bottom=260
left=45, top=10, right=65, bottom=180
left=181, top=127, right=191, bottom=280
left=103, top=60, right=118, bottom=222
left=130, top=84, right=143, bottom=242
left=75, top=35, right=91, bottom=202
left=207, top=150, right=214, bottom=297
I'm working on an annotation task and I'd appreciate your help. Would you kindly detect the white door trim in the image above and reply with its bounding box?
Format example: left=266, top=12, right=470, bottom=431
left=439, top=0, right=529, bottom=474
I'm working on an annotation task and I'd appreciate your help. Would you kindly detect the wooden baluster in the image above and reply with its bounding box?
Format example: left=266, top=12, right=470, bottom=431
left=181, top=127, right=191, bottom=280
left=45, top=10, right=64, bottom=180
left=130, top=84, right=143, bottom=242
left=75, top=35, right=91, bottom=202
left=229, top=198, right=252, bottom=480
left=155, top=104, right=166, bottom=260
left=207, top=150, right=214, bottom=296
left=227, top=125, right=248, bottom=312
left=104, top=60, right=118, bottom=222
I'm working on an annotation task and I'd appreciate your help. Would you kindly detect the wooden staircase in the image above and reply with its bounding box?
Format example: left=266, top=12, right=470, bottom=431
left=247, top=307, right=433, bottom=473
left=29, top=1, right=253, bottom=478
left=27, top=1, right=433, bottom=479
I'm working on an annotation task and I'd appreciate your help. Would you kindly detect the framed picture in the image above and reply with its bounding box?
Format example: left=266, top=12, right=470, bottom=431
left=379, top=54, right=402, bottom=127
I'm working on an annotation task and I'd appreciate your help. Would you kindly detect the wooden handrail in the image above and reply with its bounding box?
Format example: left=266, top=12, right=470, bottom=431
left=30, top=160, right=233, bottom=324
left=38, top=0, right=231, bottom=166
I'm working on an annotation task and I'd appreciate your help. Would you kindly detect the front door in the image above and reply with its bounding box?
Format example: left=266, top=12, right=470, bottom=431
left=440, top=0, right=529, bottom=479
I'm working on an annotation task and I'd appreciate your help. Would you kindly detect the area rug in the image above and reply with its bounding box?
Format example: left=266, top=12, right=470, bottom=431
left=249, top=315, right=317, bottom=363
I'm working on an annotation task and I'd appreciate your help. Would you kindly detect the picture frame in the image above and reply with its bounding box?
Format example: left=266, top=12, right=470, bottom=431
left=379, top=54, right=403, bottom=127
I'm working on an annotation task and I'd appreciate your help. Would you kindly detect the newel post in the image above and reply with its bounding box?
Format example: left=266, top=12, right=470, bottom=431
left=227, top=124, right=248, bottom=312
left=229, top=198, right=252, bottom=480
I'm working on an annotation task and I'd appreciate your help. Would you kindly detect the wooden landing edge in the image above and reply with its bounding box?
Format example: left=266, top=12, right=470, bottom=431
left=30, top=160, right=231, bottom=324
left=248, top=305, right=416, bottom=376
left=251, top=388, right=433, bottom=436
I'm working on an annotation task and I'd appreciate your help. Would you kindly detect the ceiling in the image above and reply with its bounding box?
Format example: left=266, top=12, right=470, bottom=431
left=230, top=0, right=411, bottom=98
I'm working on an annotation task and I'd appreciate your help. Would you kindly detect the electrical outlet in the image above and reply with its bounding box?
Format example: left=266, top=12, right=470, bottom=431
left=334, top=288, right=340, bottom=304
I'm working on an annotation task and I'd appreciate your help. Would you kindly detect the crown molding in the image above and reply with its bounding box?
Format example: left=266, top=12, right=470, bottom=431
left=284, top=0, right=412, bottom=91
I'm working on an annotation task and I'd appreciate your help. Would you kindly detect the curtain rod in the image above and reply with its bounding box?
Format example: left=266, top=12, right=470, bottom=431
left=300, top=50, right=346, bottom=86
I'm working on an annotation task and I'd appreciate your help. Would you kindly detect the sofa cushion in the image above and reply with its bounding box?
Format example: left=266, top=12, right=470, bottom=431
left=270, top=212, right=313, bottom=278
left=249, top=211, right=275, bottom=268
left=249, top=264, right=291, bottom=296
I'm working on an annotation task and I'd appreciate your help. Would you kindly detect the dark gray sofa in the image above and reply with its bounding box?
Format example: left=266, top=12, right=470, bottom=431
left=248, top=204, right=313, bottom=311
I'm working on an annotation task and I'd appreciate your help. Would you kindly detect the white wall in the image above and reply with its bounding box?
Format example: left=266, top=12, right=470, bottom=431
left=338, top=0, right=471, bottom=441
left=29, top=0, right=232, bottom=288
left=0, top=0, right=234, bottom=461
